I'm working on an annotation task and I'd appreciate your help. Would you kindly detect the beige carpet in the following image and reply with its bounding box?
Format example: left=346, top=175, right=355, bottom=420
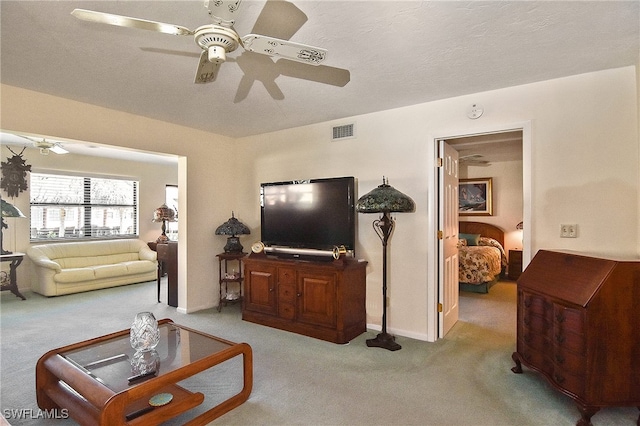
left=1, top=280, right=637, bottom=425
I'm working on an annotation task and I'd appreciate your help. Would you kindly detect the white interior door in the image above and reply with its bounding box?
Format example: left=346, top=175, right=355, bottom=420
left=438, top=140, right=459, bottom=337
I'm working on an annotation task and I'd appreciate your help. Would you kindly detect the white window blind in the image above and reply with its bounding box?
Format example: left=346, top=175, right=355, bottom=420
left=30, top=172, right=138, bottom=241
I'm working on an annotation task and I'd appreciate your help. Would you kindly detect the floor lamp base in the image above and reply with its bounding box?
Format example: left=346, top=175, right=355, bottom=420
left=366, top=332, right=401, bottom=351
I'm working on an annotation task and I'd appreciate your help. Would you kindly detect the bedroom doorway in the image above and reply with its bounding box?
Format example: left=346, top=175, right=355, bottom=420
left=436, top=128, right=525, bottom=338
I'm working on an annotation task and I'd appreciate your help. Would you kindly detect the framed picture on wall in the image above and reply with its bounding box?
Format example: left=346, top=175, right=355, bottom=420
left=459, top=177, right=493, bottom=216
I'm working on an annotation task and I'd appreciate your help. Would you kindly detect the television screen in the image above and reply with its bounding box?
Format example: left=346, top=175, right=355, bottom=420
left=260, top=176, right=355, bottom=252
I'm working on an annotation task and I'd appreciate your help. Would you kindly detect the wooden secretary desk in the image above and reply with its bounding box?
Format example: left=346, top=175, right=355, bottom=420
left=511, top=250, right=640, bottom=426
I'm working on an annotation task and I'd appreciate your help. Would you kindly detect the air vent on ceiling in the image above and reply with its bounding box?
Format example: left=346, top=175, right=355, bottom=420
left=332, top=123, right=355, bottom=141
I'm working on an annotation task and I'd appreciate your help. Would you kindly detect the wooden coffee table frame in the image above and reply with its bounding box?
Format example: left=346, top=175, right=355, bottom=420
left=36, top=319, right=252, bottom=425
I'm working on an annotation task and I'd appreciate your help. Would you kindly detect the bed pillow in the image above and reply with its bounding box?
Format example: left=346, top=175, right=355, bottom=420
left=459, top=233, right=481, bottom=246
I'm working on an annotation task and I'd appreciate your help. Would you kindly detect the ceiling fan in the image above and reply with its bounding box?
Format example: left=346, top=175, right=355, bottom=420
left=459, top=154, right=490, bottom=166
left=71, top=0, right=329, bottom=84
left=17, top=135, right=69, bottom=155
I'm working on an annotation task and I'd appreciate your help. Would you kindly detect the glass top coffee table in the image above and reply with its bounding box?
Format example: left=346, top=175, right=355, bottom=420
left=36, top=319, right=252, bottom=425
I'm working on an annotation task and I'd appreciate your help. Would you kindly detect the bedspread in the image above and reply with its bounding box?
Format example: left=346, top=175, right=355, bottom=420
left=458, top=237, right=507, bottom=284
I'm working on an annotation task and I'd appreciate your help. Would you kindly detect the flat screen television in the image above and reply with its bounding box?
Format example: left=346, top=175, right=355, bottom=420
left=260, top=176, right=356, bottom=254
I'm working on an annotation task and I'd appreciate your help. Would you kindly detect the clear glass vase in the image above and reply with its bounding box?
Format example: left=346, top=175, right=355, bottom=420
left=130, top=349, right=160, bottom=375
left=130, top=312, right=159, bottom=352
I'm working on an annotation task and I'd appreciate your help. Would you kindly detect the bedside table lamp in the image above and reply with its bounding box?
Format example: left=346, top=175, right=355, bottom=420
left=215, top=212, right=250, bottom=253
left=1, top=198, right=26, bottom=255
left=152, top=203, right=176, bottom=243
left=356, top=177, right=415, bottom=351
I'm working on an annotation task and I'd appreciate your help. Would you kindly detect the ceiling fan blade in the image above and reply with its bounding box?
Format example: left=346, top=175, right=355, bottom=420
left=194, top=51, right=221, bottom=84
left=49, top=144, right=69, bottom=155
left=277, top=60, right=350, bottom=87
left=241, top=34, right=326, bottom=65
left=205, top=0, right=243, bottom=26
left=71, top=9, right=193, bottom=36
left=251, top=0, right=307, bottom=41
left=140, top=47, right=200, bottom=59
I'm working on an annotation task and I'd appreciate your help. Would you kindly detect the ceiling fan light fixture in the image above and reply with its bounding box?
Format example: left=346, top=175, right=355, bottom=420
left=208, top=46, right=226, bottom=63
left=194, top=25, right=239, bottom=61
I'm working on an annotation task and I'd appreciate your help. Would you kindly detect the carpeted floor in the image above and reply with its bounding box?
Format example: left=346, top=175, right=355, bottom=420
left=1, top=280, right=638, bottom=425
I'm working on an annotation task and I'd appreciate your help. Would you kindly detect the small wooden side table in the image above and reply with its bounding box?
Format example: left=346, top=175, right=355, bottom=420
left=217, top=252, right=246, bottom=312
left=148, top=242, right=178, bottom=307
left=1, top=252, right=26, bottom=300
left=508, top=249, right=523, bottom=280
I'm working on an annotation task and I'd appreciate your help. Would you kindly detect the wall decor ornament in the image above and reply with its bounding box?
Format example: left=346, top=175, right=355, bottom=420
left=1, top=147, right=31, bottom=198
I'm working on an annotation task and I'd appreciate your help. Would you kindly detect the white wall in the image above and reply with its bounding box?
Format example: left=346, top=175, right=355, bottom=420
left=0, top=145, right=178, bottom=291
left=2, top=65, right=638, bottom=341
left=236, top=66, right=639, bottom=341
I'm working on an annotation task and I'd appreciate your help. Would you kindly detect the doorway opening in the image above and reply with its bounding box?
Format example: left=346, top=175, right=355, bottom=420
left=436, top=128, right=526, bottom=338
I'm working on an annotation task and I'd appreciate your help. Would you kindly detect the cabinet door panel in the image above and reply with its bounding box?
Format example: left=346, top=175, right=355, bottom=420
left=297, top=273, right=336, bottom=328
left=244, top=266, right=277, bottom=315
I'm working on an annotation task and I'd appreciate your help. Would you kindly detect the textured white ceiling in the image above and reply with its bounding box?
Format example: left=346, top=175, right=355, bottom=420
left=1, top=1, right=638, bottom=141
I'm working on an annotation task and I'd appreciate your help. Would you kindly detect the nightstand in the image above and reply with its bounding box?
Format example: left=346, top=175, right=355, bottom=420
left=508, top=250, right=523, bottom=280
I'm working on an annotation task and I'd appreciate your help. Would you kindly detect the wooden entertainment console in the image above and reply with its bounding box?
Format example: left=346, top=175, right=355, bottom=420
left=242, top=254, right=367, bottom=344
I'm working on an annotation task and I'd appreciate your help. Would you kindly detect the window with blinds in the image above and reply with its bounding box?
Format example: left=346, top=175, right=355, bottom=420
left=30, top=172, right=138, bottom=241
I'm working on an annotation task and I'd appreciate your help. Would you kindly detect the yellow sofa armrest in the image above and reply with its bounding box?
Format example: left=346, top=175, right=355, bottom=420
left=27, top=253, right=62, bottom=273
left=138, top=245, right=157, bottom=262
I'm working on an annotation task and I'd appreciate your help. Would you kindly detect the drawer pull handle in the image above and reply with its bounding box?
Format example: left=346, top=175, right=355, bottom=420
left=555, top=334, right=565, bottom=343
left=269, top=288, right=274, bottom=292
left=523, top=317, right=530, bottom=325
left=297, top=293, right=302, bottom=297
left=553, top=373, right=565, bottom=384
left=556, top=314, right=565, bottom=323
left=524, top=299, right=532, bottom=308
left=555, top=354, right=565, bottom=364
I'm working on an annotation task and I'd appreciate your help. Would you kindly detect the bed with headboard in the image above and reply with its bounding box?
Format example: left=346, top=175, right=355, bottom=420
left=458, top=221, right=507, bottom=293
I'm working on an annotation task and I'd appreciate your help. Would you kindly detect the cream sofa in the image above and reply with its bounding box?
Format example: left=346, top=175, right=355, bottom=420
left=27, top=239, right=157, bottom=296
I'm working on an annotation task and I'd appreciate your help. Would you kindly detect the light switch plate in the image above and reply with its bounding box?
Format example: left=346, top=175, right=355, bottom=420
left=560, top=224, right=577, bottom=238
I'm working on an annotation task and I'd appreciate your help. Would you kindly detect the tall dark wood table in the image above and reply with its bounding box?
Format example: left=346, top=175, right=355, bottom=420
left=36, top=319, right=252, bottom=425
left=0, top=252, right=26, bottom=300
left=148, top=242, right=178, bottom=307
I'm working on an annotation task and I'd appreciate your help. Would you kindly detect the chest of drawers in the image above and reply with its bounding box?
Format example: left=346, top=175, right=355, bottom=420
left=511, top=250, right=640, bottom=426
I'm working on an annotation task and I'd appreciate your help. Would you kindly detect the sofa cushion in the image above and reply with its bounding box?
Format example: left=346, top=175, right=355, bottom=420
left=123, top=260, right=157, bottom=275
left=93, top=263, right=129, bottom=279
left=57, top=253, right=139, bottom=269
left=55, top=268, right=96, bottom=284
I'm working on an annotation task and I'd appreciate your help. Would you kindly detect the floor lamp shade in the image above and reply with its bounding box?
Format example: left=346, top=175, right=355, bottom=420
left=356, top=177, right=415, bottom=351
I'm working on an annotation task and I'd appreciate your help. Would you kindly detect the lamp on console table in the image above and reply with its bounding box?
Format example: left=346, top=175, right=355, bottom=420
left=1, top=198, right=26, bottom=255
left=215, top=212, right=250, bottom=253
left=356, top=177, right=415, bottom=351
left=152, top=203, right=176, bottom=243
